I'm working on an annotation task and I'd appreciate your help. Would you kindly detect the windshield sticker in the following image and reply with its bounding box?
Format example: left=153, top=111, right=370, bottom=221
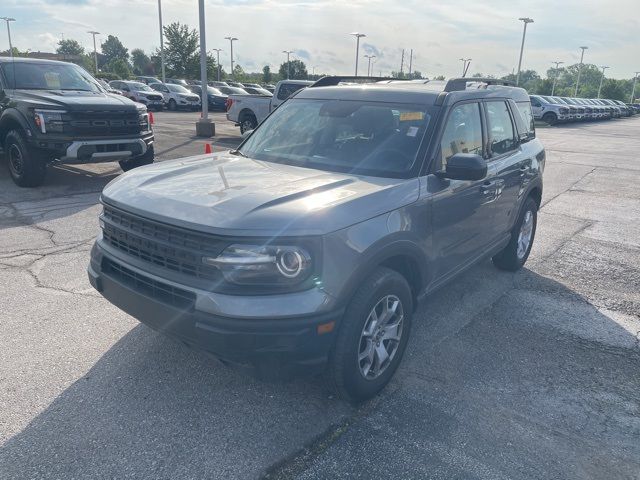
left=406, top=126, right=419, bottom=137
left=399, top=111, right=424, bottom=121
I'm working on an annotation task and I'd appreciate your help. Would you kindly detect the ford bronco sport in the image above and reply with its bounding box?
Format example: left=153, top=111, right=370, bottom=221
left=89, top=76, right=544, bottom=402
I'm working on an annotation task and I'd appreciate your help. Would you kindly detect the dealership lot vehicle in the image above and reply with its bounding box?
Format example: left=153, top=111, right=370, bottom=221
left=149, top=82, right=200, bottom=111
left=135, top=75, right=161, bottom=85
left=226, top=79, right=313, bottom=132
left=188, top=84, right=228, bottom=111
left=89, top=77, right=543, bottom=402
left=530, top=95, right=570, bottom=124
left=109, top=80, right=164, bottom=111
left=0, top=57, right=154, bottom=187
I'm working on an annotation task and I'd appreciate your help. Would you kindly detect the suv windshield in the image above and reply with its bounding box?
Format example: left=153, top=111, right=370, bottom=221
left=0, top=61, right=102, bottom=91
left=167, top=84, right=189, bottom=93
left=128, top=82, right=152, bottom=91
left=238, top=98, right=433, bottom=178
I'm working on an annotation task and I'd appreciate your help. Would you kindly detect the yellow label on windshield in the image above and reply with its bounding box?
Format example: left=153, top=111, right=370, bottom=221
left=399, top=111, right=424, bottom=121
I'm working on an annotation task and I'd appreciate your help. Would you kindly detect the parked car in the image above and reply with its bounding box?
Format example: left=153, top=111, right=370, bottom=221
left=611, top=100, right=632, bottom=116
left=110, top=80, right=164, bottom=111
left=135, top=75, right=162, bottom=85
left=208, top=81, right=229, bottom=88
left=226, top=81, right=246, bottom=88
left=241, top=83, right=262, bottom=89
left=262, top=84, right=276, bottom=93
left=242, top=86, right=273, bottom=96
left=97, top=79, right=123, bottom=95
left=226, top=79, right=313, bottom=133
left=0, top=57, right=154, bottom=187
left=188, top=85, right=228, bottom=111
left=529, top=95, right=569, bottom=125
left=594, top=99, right=622, bottom=118
left=89, top=76, right=544, bottom=402
left=165, top=78, right=190, bottom=87
left=149, top=82, right=201, bottom=110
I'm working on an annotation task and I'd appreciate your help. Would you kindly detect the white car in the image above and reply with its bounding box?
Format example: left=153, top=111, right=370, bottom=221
left=110, top=80, right=164, bottom=111
left=150, top=83, right=201, bottom=111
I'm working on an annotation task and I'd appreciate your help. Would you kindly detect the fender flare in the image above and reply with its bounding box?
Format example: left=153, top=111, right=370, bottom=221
left=0, top=109, right=32, bottom=144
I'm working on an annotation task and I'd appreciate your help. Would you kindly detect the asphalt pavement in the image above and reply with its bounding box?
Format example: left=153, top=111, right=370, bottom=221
left=0, top=113, right=638, bottom=479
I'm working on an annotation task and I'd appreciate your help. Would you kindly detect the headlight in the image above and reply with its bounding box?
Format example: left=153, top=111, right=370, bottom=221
left=34, top=109, right=66, bottom=133
left=203, top=244, right=313, bottom=286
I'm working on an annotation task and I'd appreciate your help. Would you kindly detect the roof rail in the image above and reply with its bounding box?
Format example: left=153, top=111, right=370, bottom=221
left=444, top=77, right=515, bottom=92
left=310, top=76, right=397, bottom=88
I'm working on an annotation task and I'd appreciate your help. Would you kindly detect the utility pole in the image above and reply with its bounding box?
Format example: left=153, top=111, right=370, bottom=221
left=1, top=17, right=15, bottom=57
left=516, top=17, right=534, bottom=86
left=597, top=66, right=609, bottom=99
left=400, top=49, right=405, bottom=76
left=408, top=49, right=413, bottom=77
left=195, top=0, right=214, bottom=137
left=87, top=30, right=100, bottom=74
left=282, top=50, right=293, bottom=79
left=225, top=36, right=238, bottom=79
left=364, top=54, right=376, bottom=76
left=631, top=72, right=640, bottom=103
left=157, top=0, right=166, bottom=82
left=574, top=46, right=588, bottom=96
left=349, top=32, right=366, bottom=76
left=212, top=48, right=222, bottom=81
left=550, top=61, right=564, bottom=96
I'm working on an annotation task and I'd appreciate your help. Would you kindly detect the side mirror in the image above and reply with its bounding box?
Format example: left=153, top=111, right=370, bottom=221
left=519, top=132, right=534, bottom=144
left=439, top=153, right=487, bottom=181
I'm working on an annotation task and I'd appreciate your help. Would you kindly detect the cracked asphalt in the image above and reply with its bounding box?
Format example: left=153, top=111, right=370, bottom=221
left=1, top=112, right=639, bottom=479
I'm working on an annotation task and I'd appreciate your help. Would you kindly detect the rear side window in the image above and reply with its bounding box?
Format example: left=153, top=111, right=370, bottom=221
left=515, top=101, right=535, bottom=136
left=485, top=101, right=516, bottom=156
left=439, top=102, right=483, bottom=170
left=277, top=83, right=306, bottom=100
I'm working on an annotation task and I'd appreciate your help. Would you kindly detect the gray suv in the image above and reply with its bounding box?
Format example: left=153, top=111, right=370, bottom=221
left=88, top=77, right=544, bottom=402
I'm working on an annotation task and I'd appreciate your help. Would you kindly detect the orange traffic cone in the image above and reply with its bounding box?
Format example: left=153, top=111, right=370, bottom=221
left=148, top=111, right=155, bottom=125
left=204, top=143, right=212, bottom=154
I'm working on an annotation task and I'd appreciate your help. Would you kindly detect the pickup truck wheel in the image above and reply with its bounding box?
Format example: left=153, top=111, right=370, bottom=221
left=119, top=144, right=155, bottom=172
left=492, top=197, right=537, bottom=271
left=4, top=129, right=47, bottom=187
left=542, top=112, right=557, bottom=125
left=168, top=99, right=177, bottom=111
left=325, top=267, right=413, bottom=403
left=240, top=115, right=257, bottom=134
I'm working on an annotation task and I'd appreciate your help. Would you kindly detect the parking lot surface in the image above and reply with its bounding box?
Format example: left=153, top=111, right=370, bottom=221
left=1, top=113, right=639, bottom=479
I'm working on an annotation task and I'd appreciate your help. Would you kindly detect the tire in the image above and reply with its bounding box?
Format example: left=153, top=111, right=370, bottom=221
left=168, top=99, right=177, bottom=111
left=239, top=114, right=257, bottom=134
left=4, top=129, right=48, bottom=187
left=325, top=267, right=413, bottom=403
left=119, top=144, right=155, bottom=172
left=542, top=112, right=557, bottom=125
left=492, top=197, right=538, bottom=271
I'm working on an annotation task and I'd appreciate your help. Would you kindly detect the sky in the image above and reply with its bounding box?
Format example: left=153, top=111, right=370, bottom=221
left=1, top=0, right=639, bottom=79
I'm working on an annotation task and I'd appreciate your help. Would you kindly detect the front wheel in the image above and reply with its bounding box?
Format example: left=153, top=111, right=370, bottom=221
left=4, top=129, right=48, bottom=187
left=542, top=112, right=558, bottom=125
left=325, top=267, right=413, bottom=403
left=492, top=197, right=538, bottom=271
left=168, top=99, right=177, bottom=111
left=119, top=144, right=154, bottom=172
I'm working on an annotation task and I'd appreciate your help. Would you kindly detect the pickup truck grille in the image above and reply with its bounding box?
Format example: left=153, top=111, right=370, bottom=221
left=101, top=205, right=227, bottom=282
left=69, top=110, right=141, bottom=136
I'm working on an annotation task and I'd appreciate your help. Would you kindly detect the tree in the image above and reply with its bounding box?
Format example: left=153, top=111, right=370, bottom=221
left=163, top=22, right=199, bottom=77
left=101, top=35, right=128, bottom=65
left=105, top=58, right=131, bottom=79
left=278, top=59, right=307, bottom=80
left=600, top=79, right=628, bottom=101
left=262, top=65, right=272, bottom=83
left=233, top=64, right=246, bottom=80
left=131, top=48, right=154, bottom=75
left=56, top=39, right=85, bottom=56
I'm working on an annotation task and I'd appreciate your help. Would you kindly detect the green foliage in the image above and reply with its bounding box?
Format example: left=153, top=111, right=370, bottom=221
left=163, top=22, right=199, bottom=77
left=95, top=72, right=120, bottom=81
left=262, top=65, right=272, bottom=83
left=101, top=35, right=128, bottom=65
left=104, top=58, right=131, bottom=79
left=391, top=71, right=423, bottom=80
left=279, top=59, right=307, bottom=80
left=56, top=39, right=85, bottom=56
left=131, top=48, right=154, bottom=75
left=433, top=75, right=446, bottom=81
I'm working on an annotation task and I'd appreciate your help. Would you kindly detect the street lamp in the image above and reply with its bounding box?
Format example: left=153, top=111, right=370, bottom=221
left=459, top=58, right=471, bottom=77
left=87, top=30, right=100, bottom=74
left=516, top=17, right=534, bottom=86
left=574, top=46, right=588, bottom=96
left=195, top=0, right=214, bottom=137
left=550, top=61, right=564, bottom=96
left=224, top=36, right=238, bottom=79
left=597, top=66, right=609, bottom=99
left=363, top=54, right=376, bottom=76
left=349, top=32, right=366, bottom=76
left=631, top=72, right=640, bottom=103
left=0, top=17, right=15, bottom=58
left=157, top=0, right=166, bottom=82
left=282, top=50, right=293, bottom=79
left=212, top=48, right=222, bottom=81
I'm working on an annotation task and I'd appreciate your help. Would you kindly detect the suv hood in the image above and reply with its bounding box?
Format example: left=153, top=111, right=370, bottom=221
left=102, top=153, right=419, bottom=236
left=12, top=89, right=140, bottom=111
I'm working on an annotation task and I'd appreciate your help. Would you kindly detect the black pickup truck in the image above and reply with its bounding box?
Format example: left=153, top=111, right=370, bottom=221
left=0, top=57, right=154, bottom=187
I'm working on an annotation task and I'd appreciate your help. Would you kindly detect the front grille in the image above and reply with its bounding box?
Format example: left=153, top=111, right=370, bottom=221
left=103, top=258, right=195, bottom=308
left=146, top=94, right=163, bottom=101
left=101, top=205, right=227, bottom=282
left=69, top=110, right=141, bottom=136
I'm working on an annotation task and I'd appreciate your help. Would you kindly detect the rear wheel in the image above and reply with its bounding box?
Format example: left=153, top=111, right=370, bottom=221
left=119, top=144, right=155, bottom=172
left=325, top=267, right=413, bottom=403
left=4, top=129, right=48, bottom=187
left=168, top=99, right=177, bottom=111
left=542, top=112, right=557, bottom=125
left=492, top=197, right=538, bottom=271
left=239, top=114, right=257, bottom=134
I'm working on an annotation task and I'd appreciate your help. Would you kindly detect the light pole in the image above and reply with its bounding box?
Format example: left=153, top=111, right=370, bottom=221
left=195, top=0, right=214, bottom=137
left=631, top=72, right=640, bottom=103
left=282, top=50, right=293, bottom=79
left=224, top=36, right=238, bottom=79
left=157, top=0, right=166, bottom=82
left=87, top=30, right=100, bottom=74
left=550, top=61, right=564, bottom=96
left=0, top=17, right=15, bottom=58
left=212, top=48, right=222, bottom=81
left=516, top=17, right=534, bottom=86
left=596, top=66, right=609, bottom=99
left=363, top=54, right=376, bottom=76
left=349, top=32, right=366, bottom=76
left=574, top=46, right=588, bottom=96
left=459, top=58, right=471, bottom=77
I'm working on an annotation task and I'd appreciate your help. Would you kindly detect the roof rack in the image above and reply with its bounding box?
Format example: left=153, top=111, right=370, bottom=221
left=310, top=76, right=397, bottom=88
left=444, top=77, right=515, bottom=92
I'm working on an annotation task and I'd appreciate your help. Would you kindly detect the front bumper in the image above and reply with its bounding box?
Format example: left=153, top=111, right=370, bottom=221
left=88, top=242, right=343, bottom=377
